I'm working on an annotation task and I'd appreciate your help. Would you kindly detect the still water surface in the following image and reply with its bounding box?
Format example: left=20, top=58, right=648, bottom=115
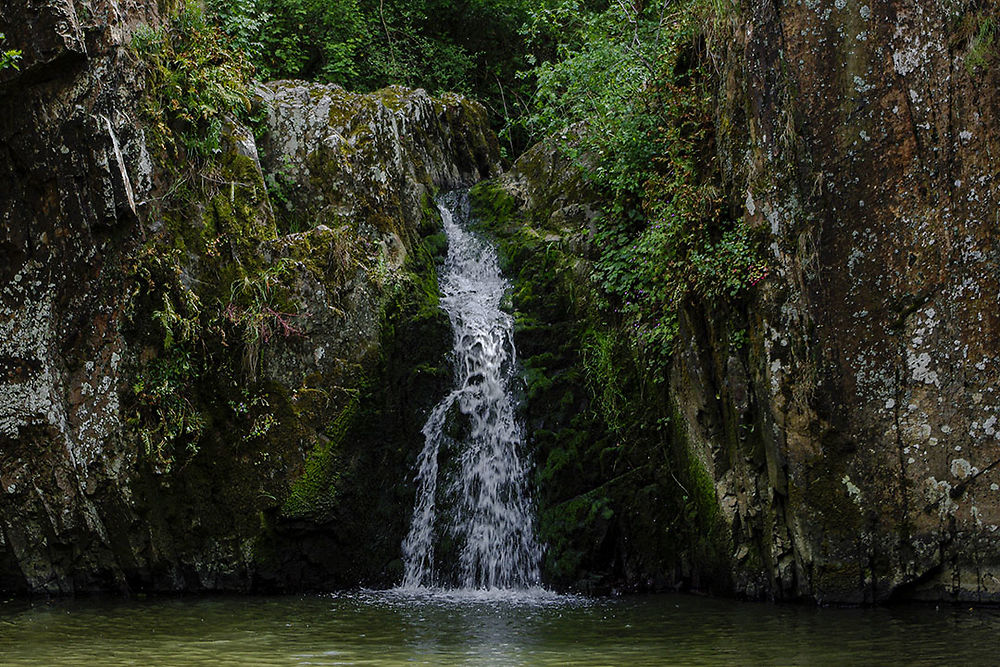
left=2, top=590, right=997, bottom=665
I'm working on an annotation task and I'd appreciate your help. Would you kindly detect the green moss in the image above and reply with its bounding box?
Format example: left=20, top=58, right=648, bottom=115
left=965, top=12, right=998, bottom=73
left=422, top=232, right=448, bottom=261
left=539, top=489, right=614, bottom=586
left=374, top=85, right=410, bottom=111
left=661, top=399, right=736, bottom=589
left=418, top=191, right=444, bottom=235
left=580, top=328, right=630, bottom=434
left=403, top=200, right=449, bottom=315
left=282, top=390, right=360, bottom=519
left=468, top=180, right=518, bottom=233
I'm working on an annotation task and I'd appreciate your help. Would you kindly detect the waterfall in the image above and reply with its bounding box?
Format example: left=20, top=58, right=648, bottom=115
left=400, top=190, right=541, bottom=591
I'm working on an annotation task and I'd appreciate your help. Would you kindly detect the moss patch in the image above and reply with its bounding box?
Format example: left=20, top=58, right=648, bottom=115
left=282, top=390, right=359, bottom=519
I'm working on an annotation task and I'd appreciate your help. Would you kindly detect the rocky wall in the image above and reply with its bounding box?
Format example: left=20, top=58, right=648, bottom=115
left=472, top=0, right=1000, bottom=604
left=1, top=0, right=162, bottom=595
left=0, top=0, right=499, bottom=594
left=691, top=0, right=1000, bottom=603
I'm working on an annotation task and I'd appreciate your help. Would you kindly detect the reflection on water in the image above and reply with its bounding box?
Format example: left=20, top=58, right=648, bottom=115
left=2, top=591, right=999, bottom=665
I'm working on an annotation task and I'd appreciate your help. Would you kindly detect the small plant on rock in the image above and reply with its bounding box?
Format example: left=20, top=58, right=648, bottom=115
left=0, top=32, right=21, bottom=71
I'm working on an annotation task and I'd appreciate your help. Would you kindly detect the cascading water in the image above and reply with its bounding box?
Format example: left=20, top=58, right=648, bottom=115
left=400, top=190, right=542, bottom=591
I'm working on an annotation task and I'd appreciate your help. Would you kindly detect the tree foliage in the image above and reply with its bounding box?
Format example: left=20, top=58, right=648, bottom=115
left=144, top=0, right=764, bottom=371
left=204, top=0, right=540, bottom=149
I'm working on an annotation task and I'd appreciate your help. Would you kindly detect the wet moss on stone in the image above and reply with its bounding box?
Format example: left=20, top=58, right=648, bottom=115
left=282, top=389, right=359, bottom=519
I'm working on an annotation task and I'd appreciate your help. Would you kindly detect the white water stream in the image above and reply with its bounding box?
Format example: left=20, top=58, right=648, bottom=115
left=400, top=190, right=541, bottom=591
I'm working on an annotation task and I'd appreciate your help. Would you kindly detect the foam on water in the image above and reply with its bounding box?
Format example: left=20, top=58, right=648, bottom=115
left=362, top=586, right=581, bottom=608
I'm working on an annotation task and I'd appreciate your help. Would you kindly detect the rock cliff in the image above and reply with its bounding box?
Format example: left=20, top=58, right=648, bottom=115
left=704, top=0, right=1000, bottom=603
left=471, top=0, right=1000, bottom=603
left=0, top=0, right=498, bottom=594
left=2, top=0, right=998, bottom=604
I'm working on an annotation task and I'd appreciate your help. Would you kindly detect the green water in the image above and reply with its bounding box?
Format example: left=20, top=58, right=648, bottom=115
left=1, top=590, right=997, bottom=665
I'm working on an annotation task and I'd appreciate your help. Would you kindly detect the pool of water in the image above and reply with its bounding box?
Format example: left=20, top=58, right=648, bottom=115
left=2, top=590, right=997, bottom=665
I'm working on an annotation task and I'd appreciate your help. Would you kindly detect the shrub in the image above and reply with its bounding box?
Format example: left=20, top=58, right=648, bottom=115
left=0, top=32, right=21, bottom=71
left=522, top=0, right=764, bottom=369
left=131, top=1, right=259, bottom=161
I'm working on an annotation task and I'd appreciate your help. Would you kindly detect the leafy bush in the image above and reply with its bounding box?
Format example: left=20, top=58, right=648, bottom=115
left=199, top=0, right=539, bottom=151
left=0, top=32, right=21, bottom=71
left=223, top=258, right=306, bottom=378
left=130, top=347, right=207, bottom=470
left=205, top=0, right=271, bottom=60
left=522, top=0, right=764, bottom=369
left=132, top=1, right=259, bottom=161
left=125, top=240, right=305, bottom=469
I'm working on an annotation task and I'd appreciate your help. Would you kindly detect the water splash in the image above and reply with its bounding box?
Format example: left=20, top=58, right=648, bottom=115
left=400, top=190, right=541, bottom=591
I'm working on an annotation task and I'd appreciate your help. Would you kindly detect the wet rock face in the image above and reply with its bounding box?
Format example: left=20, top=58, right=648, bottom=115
left=692, top=0, right=1000, bottom=602
left=261, top=82, right=499, bottom=233
left=0, top=1, right=497, bottom=594
left=1, top=0, right=86, bottom=83
left=473, top=0, right=999, bottom=603
left=0, top=0, right=160, bottom=594
left=256, top=82, right=498, bottom=404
